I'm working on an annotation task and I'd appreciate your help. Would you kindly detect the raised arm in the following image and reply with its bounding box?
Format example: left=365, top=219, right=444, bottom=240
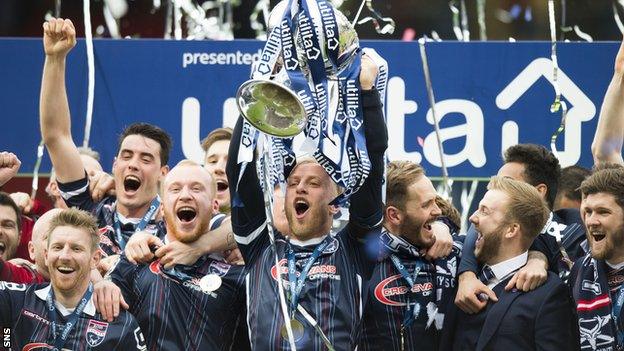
left=592, top=39, right=624, bottom=165
left=40, top=18, right=85, bottom=183
left=348, top=56, right=387, bottom=236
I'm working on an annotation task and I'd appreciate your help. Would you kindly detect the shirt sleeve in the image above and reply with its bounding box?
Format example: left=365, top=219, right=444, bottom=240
left=0, top=282, right=27, bottom=327
left=109, top=255, right=139, bottom=309
left=0, top=258, right=41, bottom=284
left=347, top=88, right=387, bottom=233
left=57, top=173, right=97, bottom=212
left=226, top=117, right=270, bottom=266
left=457, top=223, right=479, bottom=275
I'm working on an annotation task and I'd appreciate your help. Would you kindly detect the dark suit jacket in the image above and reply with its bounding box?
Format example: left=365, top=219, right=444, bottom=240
left=440, top=272, right=580, bottom=351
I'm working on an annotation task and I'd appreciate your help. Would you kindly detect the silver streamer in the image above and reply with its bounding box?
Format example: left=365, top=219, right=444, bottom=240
left=460, top=0, right=469, bottom=41
left=419, top=38, right=451, bottom=198
left=31, top=141, right=45, bottom=200
left=477, top=0, right=487, bottom=40
left=82, top=0, right=96, bottom=148
left=164, top=0, right=236, bottom=40
left=355, top=0, right=396, bottom=35
left=250, top=0, right=270, bottom=39
left=547, top=0, right=569, bottom=159
left=55, top=0, right=62, bottom=17
left=614, top=0, right=624, bottom=35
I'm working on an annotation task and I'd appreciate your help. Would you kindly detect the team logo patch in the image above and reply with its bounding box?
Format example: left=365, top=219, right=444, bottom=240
left=86, top=320, right=109, bottom=347
left=322, top=238, right=339, bottom=254
left=374, top=274, right=433, bottom=306
left=208, top=260, right=232, bottom=276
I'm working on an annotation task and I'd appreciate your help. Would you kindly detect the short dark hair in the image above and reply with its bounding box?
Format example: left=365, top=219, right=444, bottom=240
left=503, top=144, right=561, bottom=209
left=557, top=165, right=591, bottom=203
left=0, top=192, right=21, bottom=232
left=386, top=160, right=425, bottom=211
left=201, top=127, right=233, bottom=153
left=580, top=167, right=624, bottom=211
left=118, top=123, right=172, bottom=166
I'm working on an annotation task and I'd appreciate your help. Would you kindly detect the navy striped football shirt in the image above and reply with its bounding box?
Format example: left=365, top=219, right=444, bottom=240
left=0, top=282, right=146, bottom=350
left=227, top=89, right=387, bottom=350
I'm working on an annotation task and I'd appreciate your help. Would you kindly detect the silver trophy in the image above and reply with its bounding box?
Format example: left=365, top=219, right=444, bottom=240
left=236, top=0, right=359, bottom=138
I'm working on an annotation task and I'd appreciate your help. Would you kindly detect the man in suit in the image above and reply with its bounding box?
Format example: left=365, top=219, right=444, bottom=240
left=442, top=176, right=579, bottom=351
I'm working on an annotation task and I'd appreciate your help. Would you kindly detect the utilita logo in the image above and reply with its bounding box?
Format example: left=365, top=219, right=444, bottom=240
left=374, top=274, right=433, bottom=306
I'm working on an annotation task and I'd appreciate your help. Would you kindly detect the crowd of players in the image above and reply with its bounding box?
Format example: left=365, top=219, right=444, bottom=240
left=1, top=16, right=624, bottom=351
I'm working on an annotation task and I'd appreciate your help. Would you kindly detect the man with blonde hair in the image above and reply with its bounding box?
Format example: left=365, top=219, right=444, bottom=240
left=0, top=208, right=145, bottom=350
left=442, top=176, right=579, bottom=351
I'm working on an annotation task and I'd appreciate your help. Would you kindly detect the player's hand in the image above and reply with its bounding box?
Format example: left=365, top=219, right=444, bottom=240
left=89, top=170, right=115, bottom=202
left=223, top=248, right=244, bottom=265
left=43, top=18, right=76, bottom=58
left=125, top=231, right=163, bottom=265
left=9, top=192, right=33, bottom=215
left=424, top=221, right=453, bottom=260
left=359, top=54, right=378, bottom=90
left=98, top=254, right=121, bottom=276
left=0, top=152, right=21, bottom=187
left=454, top=271, right=498, bottom=314
left=505, top=254, right=548, bottom=292
left=155, top=240, right=202, bottom=269
left=93, top=280, right=129, bottom=322
left=8, top=258, right=36, bottom=270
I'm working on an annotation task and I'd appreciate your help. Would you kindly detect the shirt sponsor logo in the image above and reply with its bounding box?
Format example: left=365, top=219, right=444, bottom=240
left=270, top=259, right=341, bottom=282
left=86, top=320, right=109, bottom=347
left=22, top=310, right=50, bottom=325
left=374, top=274, right=433, bottom=307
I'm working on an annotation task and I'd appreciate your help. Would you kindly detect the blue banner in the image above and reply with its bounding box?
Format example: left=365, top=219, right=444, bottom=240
left=0, top=39, right=616, bottom=177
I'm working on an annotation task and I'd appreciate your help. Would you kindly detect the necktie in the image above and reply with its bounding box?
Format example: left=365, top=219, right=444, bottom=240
left=478, top=265, right=495, bottom=285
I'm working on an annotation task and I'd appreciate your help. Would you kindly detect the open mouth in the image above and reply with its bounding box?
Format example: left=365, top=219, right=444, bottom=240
left=0, top=242, right=5, bottom=256
left=57, top=266, right=76, bottom=275
left=591, top=231, right=606, bottom=242
left=124, top=175, right=141, bottom=192
left=294, top=200, right=310, bottom=217
left=176, top=206, right=197, bottom=223
left=216, top=180, right=229, bottom=193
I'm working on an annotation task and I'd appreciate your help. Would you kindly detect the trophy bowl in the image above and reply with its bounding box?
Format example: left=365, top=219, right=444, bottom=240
left=236, top=78, right=307, bottom=138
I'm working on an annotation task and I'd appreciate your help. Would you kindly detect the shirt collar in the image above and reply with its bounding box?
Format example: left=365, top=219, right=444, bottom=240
left=35, top=285, right=96, bottom=317
left=289, top=234, right=330, bottom=247
left=489, top=251, right=528, bottom=281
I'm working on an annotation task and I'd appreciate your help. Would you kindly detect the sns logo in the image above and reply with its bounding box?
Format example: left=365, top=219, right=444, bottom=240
left=374, top=275, right=433, bottom=306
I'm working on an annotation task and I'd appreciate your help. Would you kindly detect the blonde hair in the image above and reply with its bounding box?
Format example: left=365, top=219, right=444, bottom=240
left=487, top=176, right=549, bottom=244
left=46, top=208, right=100, bottom=252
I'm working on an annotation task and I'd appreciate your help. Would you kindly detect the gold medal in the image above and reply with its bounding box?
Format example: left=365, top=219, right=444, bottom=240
left=280, top=318, right=305, bottom=342
left=199, top=274, right=222, bottom=293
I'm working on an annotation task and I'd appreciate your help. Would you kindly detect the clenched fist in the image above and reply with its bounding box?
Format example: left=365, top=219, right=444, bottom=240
left=43, top=18, right=77, bottom=58
left=0, top=152, right=21, bottom=187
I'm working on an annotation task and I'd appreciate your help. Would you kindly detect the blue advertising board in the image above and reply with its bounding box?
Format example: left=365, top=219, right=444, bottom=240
left=0, top=39, right=617, bottom=177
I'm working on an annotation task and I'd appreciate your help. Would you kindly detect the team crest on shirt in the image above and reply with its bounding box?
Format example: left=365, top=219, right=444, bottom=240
left=86, top=320, right=109, bottom=347
left=374, top=274, right=433, bottom=306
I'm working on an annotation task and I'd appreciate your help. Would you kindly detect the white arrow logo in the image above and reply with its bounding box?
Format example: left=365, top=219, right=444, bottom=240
left=306, top=47, right=321, bottom=60
left=496, top=57, right=596, bottom=167
left=327, top=38, right=339, bottom=51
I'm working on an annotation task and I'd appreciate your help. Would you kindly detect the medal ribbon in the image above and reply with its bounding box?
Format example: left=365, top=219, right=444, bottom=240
left=46, top=283, right=93, bottom=351
left=113, top=196, right=160, bottom=250
left=389, top=255, right=425, bottom=327
left=286, top=235, right=332, bottom=316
